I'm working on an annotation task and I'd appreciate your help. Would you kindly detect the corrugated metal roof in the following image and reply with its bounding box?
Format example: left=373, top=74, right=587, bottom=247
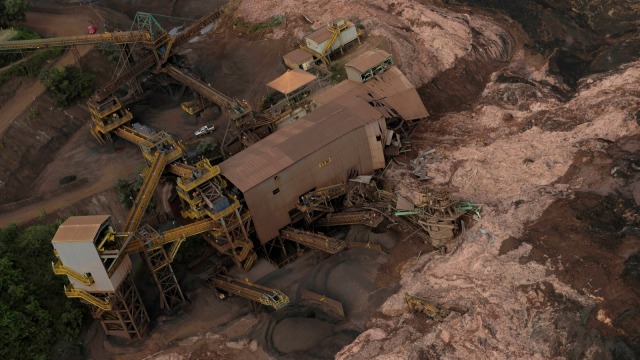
left=220, top=96, right=382, bottom=192
left=307, top=26, right=331, bottom=44
left=52, top=215, right=110, bottom=243
left=267, top=69, right=317, bottom=95
left=345, top=49, right=392, bottom=73
left=283, top=48, right=313, bottom=64
left=312, top=66, right=429, bottom=121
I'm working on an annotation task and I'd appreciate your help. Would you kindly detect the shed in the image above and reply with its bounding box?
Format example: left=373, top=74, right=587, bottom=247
left=345, top=49, right=394, bottom=82
left=283, top=48, right=315, bottom=70
left=267, top=69, right=317, bottom=95
left=220, top=95, right=386, bottom=243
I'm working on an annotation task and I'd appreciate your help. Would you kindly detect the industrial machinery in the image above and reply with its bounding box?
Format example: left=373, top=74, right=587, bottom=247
left=7, top=15, right=430, bottom=339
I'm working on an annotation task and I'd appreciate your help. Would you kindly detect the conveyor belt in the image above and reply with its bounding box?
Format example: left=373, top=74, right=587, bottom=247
left=0, top=31, right=151, bottom=50
left=164, top=64, right=250, bottom=117
left=280, top=227, right=345, bottom=254
left=123, top=151, right=167, bottom=232
left=209, top=275, right=289, bottom=310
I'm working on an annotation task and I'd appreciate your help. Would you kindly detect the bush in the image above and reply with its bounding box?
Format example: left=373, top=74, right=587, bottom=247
left=39, top=65, right=95, bottom=107
left=0, top=28, right=39, bottom=67
left=115, top=177, right=156, bottom=211
left=0, top=0, right=28, bottom=26
left=230, top=15, right=283, bottom=36
left=0, top=222, right=88, bottom=360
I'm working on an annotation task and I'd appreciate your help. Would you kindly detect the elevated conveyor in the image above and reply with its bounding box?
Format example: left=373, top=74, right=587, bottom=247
left=92, top=8, right=225, bottom=103
left=315, top=210, right=384, bottom=228
left=123, top=151, right=167, bottom=232
left=164, top=64, right=250, bottom=117
left=0, top=31, right=152, bottom=50
left=208, top=275, right=289, bottom=310
left=114, top=126, right=154, bottom=147
left=280, top=227, right=345, bottom=254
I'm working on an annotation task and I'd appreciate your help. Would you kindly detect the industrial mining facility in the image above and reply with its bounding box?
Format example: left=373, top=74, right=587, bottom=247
left=0, top=1, right=639, bottom=359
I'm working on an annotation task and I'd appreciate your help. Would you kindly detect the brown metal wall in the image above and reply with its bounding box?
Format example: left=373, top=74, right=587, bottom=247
left=244, top=119, right=386, bottom=243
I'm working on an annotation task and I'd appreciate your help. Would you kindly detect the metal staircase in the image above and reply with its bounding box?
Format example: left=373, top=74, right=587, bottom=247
left=64, top=285, right=112, bottom=311
left=52, top=259, right=94, bottom=285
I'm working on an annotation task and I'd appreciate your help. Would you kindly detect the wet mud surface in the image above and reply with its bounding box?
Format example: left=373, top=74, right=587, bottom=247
left=443, top=0, right=640, bottom=87
left=503, top=135, right=640, bottom=358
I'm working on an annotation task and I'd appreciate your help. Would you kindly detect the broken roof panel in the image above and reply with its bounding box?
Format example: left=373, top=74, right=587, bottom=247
left=312, top=65, right=429, bottom=121
left=267, top=69, right=318, bottom=95
left=345, top=49, right=392, bottom=73
left=220, top=96, right=382, bottom=192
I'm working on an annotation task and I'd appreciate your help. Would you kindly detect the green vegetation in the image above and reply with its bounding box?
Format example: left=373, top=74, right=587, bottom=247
left=196, top=138, right=217, bottom=156
left=0, top=27, right=39, bottom=67
left=0, top=47, right=64, bottom=85
left=230, top=15, right=283, bottom=36
left=328, top=63, right=346, bottom=83
left=96, top=42, right=120, bottom=66
left=39, top=65, right=95, bottom=107
left=115, top=177, right=156, bottom=211
left=0, top=0, right=28, bottom=26
left=0, top=222, right=87, bottom=360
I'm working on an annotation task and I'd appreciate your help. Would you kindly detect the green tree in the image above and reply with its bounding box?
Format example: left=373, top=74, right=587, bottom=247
left=0, top=0, right=28, bottom=25
left=39, top=65, right=95, bottom=107
left=0, top=222, right=87, bottom=360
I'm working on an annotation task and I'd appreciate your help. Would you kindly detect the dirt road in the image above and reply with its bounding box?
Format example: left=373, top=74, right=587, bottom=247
left=0, top=10, right=97, bottom=137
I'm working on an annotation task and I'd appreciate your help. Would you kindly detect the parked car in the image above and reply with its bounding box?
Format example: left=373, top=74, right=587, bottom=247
left=195, top=125, right=215, bottom=136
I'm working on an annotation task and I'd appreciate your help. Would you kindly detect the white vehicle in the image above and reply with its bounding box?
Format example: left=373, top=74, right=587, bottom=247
left=195, top=124, right=215, bottom=136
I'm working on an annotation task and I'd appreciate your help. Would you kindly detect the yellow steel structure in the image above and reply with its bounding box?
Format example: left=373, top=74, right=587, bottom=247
left=52, top=259, right=94, bottom=285
left=123, top=151, right=167, bottom=232
left=64, top=285, right=112, bottom=311
left=0, top=30, right=153, bottom=50
left=114, top=125, right=152, bottom=146
left=299, top=20, right=353, bottom=65
left=164, top=64, right=251, bottom=118
left=209, top=275, right=289, bottom=310
left=315, top=210, right=384, bottom=228
left=279, top=227, right=345, bottom=254
left=176, top=158, right=222, bottom=193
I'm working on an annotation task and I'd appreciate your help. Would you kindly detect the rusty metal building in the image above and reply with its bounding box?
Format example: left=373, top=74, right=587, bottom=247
left=219, top=95, right=387, bottom=243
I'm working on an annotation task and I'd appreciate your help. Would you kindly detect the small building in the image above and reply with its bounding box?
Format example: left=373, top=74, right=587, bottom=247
left=283, top=48, right=315, bottom=70
left=303, top=20, right=359, bottom=56
left=219, top=94, right=387, bottom=243
left=284, top=19, right=360, bottom=69
left=51, top=215, right=132, bottom=293
left=345, top=49, right=394, bottom=82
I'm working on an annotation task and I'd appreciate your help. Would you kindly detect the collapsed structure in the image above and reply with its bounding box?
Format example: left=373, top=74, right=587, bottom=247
left=1, top=9, right=429, bottom=340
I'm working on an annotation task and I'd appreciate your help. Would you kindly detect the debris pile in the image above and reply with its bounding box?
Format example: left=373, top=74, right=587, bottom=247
left=343, top=177, right=481, bottom=252
left=409, top=148, right=440, bottom=181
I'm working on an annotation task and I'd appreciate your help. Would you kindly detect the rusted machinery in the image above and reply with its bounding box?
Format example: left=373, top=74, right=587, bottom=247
left=316, top=210, right=384, bottom=228
left=279, top=227, right=345, bottom=254
left=208, top=274, right=290, bottom=310
left=405, top=293, right=449, bottom=321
